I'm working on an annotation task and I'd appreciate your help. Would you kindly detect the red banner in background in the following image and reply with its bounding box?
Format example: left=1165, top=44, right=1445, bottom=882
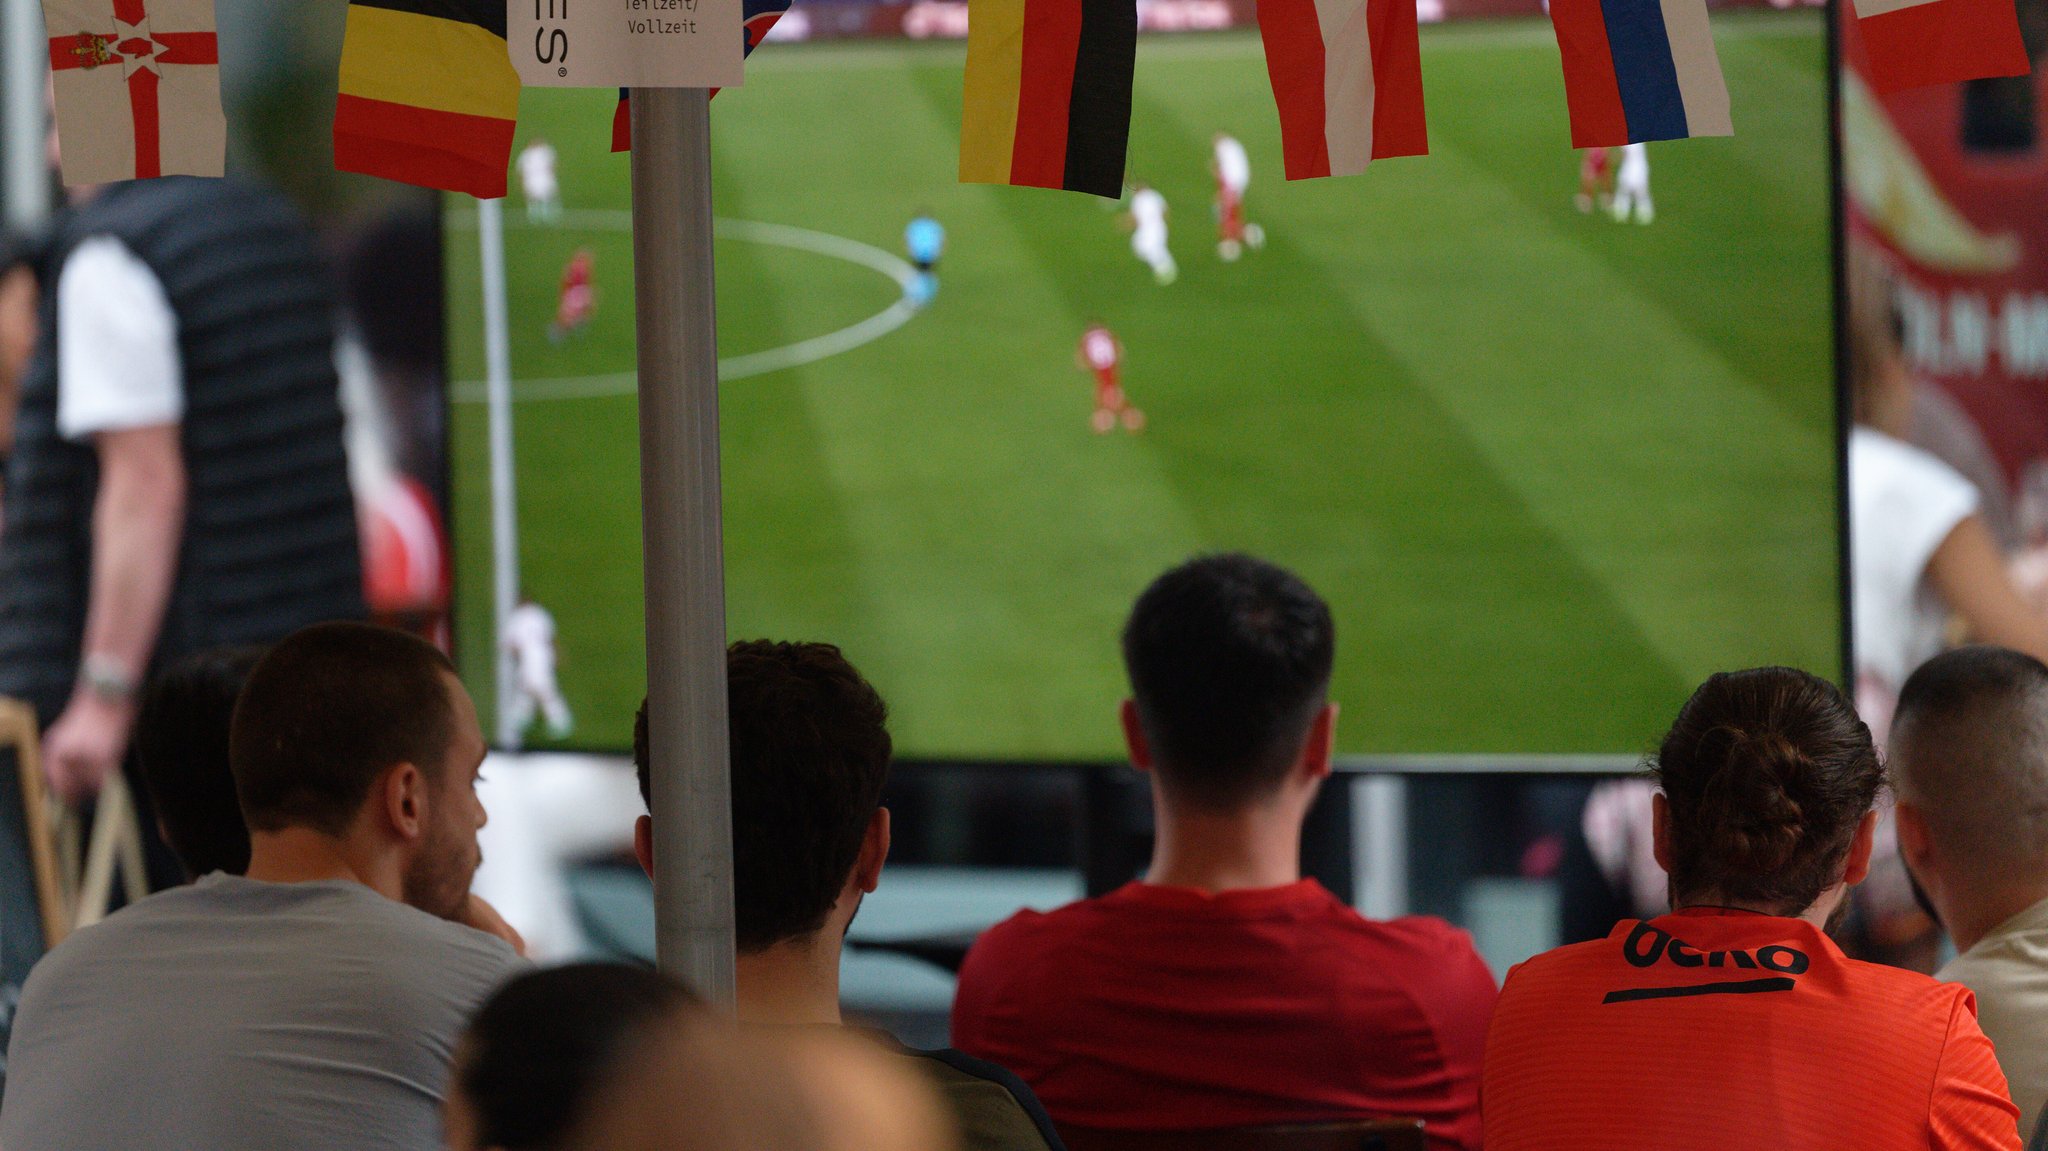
left=1843, top=0, right=2048, bottom=543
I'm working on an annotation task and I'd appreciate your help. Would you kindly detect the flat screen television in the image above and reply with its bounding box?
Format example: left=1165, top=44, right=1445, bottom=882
left=446, top=5, right=1841, bottom=760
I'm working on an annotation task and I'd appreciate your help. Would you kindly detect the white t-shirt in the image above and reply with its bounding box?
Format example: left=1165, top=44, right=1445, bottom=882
left=1131, top=189, right=1168, bottom=247
left=1214, top=136, right=1251, bottom=194
left=1617, top=142, right=1649, bottom=188
left=517, top=142, right=558, bottom=199
left=505, top=602, right=559, bottom=679
left=1850, top=426, right=1981, bottom=693
left=55, top=236, right=183, bottom=442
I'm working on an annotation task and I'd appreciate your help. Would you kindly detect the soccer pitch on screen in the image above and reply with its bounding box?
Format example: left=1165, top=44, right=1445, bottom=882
left=447, top=9, right=1839, bottom=761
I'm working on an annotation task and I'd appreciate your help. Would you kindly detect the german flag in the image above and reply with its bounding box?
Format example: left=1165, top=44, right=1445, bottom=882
left=959, top=0, right=1136, bottom=199
left=333, top=0, right=521, bottom=198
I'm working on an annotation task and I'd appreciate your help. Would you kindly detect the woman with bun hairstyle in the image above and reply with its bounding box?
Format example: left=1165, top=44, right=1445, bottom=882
left=1483, top=667, right=2020, bottom=1151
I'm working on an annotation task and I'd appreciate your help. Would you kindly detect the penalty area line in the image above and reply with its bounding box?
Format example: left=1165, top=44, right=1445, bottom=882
left=448, top=214, right=922, bottom=403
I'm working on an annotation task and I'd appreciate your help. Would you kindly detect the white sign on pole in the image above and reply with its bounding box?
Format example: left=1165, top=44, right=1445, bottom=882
left=510, top=0, right=743, bottom=88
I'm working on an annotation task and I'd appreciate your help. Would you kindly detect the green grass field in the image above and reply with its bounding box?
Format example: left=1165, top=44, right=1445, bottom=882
left=447, top=10, right=1839, bottom=761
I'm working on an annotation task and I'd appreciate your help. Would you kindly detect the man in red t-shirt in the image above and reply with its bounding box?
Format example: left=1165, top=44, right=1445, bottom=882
left=951, top=554, right=1498, bottom=1151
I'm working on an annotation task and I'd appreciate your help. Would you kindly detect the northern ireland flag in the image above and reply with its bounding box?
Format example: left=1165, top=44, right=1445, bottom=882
left=611, top=0, right=795, bottom=153
left=1850, top=0, right=2028, bottom=94
left=44, top=0, right=223, bottom=185
left=1257, top=0, right=1427, bottom=180
left=1548, top=0, right=1730, bottom=147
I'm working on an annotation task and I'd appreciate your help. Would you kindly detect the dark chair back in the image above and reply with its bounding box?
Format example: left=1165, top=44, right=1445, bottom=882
left=1057, top=1119, right=1426, bottom=1151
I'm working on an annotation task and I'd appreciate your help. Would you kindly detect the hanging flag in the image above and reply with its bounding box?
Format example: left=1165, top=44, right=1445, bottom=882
left=1548, top=0, right=1731, bottom=147
left=1850, top=0, right=2028, bottom=94
left=958, top=0, right=1138, bottom=198
left=43, top=0, right=224, bottom=185
left=611, top=0, right=795, bottom=152
left=333, top=0, right=521, bottom=198
left=1257, top=0, right=1426, bottom=180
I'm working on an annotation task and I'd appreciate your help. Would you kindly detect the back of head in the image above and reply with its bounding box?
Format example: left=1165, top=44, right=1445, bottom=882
left=451, top=963, right=698, bottom=1151
left=1656, top=667, right=1882, bottom=912
left=1122, top=553, right=1335, bottom=808
left=635, top=640, right=892, bottom=952
left=230, top=621, right=456, bottom=836
left=1892, top=645, right=2048, bottom=870
left=137, top=646, right=264, bottom=878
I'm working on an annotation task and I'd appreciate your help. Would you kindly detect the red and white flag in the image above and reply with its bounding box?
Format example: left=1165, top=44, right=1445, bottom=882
left=1258, top=0, right=1427, bottom=180
left=44, top=0, right=224, bottom=185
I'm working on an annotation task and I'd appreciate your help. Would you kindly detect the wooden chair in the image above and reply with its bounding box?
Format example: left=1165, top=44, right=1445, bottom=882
left=0, top=697, right=149, bottom=949
left=1057, top=1120, right=1427, bottom=1151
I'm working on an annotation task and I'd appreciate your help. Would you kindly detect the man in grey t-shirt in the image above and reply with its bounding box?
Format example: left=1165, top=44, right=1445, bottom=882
left=1, top=623, right=522, bottom=1151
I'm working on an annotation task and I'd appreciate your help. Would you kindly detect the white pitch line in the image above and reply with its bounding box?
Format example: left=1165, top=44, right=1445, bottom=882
left=447, top=214, right=921, bottom=402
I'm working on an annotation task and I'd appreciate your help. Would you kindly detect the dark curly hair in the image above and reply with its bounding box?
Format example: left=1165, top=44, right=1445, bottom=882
left=1655, top=667, right=1882, bottom=914
left=636, top=640, right=891, bottom=952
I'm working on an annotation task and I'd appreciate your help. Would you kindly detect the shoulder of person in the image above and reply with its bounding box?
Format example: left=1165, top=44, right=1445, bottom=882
left=900, top=1047, right=1068, bottom=1151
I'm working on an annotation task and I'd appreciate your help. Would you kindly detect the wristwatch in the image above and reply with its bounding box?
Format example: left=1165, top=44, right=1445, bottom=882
left=80, top=654, right=138, bottom=704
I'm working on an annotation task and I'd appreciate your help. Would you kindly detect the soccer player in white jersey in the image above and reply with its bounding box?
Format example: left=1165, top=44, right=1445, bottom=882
left=1611, top=142, right=1653, bottom=225
left=1078, top=321, right=1145, bottom=434
left=503, top=599, right=573, bottom=741
left=517, top=139, right=561, bottom=224
left=1211, top=134, right=1265, bottom=261
left=1123, top=184, right=1178, bottom=285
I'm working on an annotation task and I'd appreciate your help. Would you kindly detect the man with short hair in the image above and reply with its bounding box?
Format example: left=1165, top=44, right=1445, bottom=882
left=951, top=554, right=1497, bottom=1151
left=0, top=622, right=521, bottom=1151
left=1892, top=644, right=2048, bottom=1142
left=631, top=641, right=1064, bottom=1151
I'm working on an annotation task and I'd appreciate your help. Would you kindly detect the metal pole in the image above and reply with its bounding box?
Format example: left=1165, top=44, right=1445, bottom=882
left=630, top=85, right=735, bottom=1007
left=2, top=0, right=51, bottom=228
left=478, top=196, right=523, bottom=749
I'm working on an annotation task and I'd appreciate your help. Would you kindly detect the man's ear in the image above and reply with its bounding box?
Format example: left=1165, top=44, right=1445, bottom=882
left=1895, top=801, right=1933, bottom=874
left=383, top=763, right=428, bottom=843
left=1299, top=703, right=1338, bottom=782
left=1120, top=699, right=1153, bottom=774
left=1651, top=792, right=1673, bottom=875
left=633, top=814, right=653, bottom=880
left=1841, top=808, right=1879, bottom=888
left=853, top=808, right=890, bottom=894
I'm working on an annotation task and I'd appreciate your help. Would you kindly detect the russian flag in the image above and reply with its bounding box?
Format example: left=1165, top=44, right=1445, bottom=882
left=1258, top=0, right=1427, bottom=179
left=1849, top=0, right=2028, bottom=94
left=1548, top=0, right=1731, bottom=148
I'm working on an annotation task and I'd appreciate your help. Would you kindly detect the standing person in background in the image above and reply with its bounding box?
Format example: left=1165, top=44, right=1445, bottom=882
left=1210, top=134, right=1262, bottom=262
left=1122, top=184, right=1177, bottom=285
left=1610, top=143, right=1652, bottom=224
left=1077, top=322, right=1144, bottom=435
left=904, top=211, right=945, bottom=306
left=1575, top=146, right=1613, bottom=214
left=0, top=230, right=44, bottom=509
left=1484, top=666, right=2021, bottom=1151
left=550, top=249, right=598, bottom=343
left=0, top=105, right=363, bottom=1059
left=953, top=555, right=1496, bottom=1151
left=503, top=599, right=573, bottom=742
left=517, top=139, right=561, bottom=224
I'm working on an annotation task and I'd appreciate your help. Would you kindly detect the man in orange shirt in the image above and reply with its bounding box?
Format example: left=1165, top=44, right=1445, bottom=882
left=1484, top=667, right=2020, bottom=1151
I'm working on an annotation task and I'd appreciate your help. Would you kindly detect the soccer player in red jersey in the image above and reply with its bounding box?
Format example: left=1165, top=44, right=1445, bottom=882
left=1576, top=146, right=1613, bottom=214
left=1077, top=322, right=1143, bottom=434
left=549, top=248, right=597, bottom=343
left=1485, top=667, right=2022, bottom=1151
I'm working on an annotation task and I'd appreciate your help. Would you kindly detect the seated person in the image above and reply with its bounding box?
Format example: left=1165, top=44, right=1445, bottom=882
left=1892, top=646, right=2048, bottom=1144
left=450, top=963, right=954, bottom=1151
left=631, top=641, right=1064, bottom=1151
left=134, top=645, right=265, bottom=879
left=951, top=553, right=1497, bottom=1150
left=1483, top=666, right=2020, bottom=1151
left=1, top=622, right=525, bottom=1151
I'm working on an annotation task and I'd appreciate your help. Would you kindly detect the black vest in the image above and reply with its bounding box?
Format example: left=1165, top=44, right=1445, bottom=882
left=0, top=178, right=364, bottom=721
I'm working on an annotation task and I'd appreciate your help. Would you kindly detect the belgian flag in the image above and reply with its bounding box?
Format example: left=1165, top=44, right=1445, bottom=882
left=333, top=0, right=521, bottom=198
left=959, top=0, right=1136, bottom=198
